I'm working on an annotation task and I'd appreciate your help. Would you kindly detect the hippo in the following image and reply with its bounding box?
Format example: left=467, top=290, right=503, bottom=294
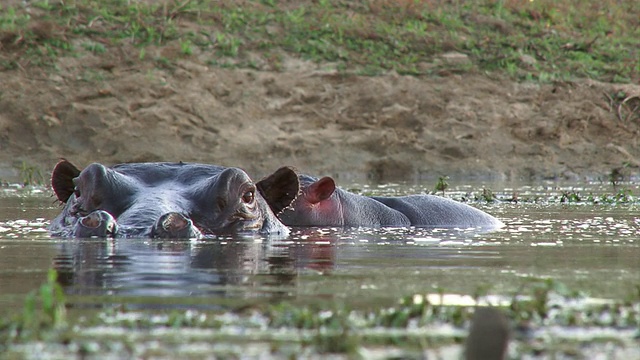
left=278, top=175, right=504, bottom=229
left=49, top=160, right=299, bottom=238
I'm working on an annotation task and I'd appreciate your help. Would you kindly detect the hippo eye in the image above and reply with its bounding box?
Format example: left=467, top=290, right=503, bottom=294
left=74, top=187, right=81, bottom=198
left=242, top=190, right=254, bottom=204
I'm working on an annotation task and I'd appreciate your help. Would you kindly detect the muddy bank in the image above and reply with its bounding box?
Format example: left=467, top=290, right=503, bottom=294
left=1, top=56, right=639, bottom=184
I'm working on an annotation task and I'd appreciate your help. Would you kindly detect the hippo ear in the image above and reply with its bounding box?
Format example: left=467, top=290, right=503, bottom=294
left=256, top=167, right=300, bottom=215
left=51, top=159, right=81, bottom=203
left=306, top=177, right=336, bottom=204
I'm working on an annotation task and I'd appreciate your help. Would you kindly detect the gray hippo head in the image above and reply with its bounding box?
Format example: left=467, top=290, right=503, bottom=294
left=49, top=160, right=299, bottom=238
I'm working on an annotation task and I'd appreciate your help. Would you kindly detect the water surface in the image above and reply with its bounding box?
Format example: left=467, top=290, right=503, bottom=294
left=2, top=182, right=638, bottom=309
left=1, top=182, right=639, bottom=358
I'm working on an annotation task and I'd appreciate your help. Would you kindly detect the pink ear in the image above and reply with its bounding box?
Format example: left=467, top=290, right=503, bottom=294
left=306, top=177, right=336, bottom=204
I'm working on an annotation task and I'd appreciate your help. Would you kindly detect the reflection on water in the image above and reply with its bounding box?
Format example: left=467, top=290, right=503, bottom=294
left=51, top=233, right=336, bottom=307
left=1, top=184, right=640, bottom=312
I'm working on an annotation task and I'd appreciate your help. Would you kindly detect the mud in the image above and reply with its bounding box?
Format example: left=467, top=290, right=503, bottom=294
left=1, top=53, right=639, bottom=183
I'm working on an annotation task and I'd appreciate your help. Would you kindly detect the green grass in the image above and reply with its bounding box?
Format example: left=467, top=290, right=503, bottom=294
left=0, top=0, right=637, bottom=82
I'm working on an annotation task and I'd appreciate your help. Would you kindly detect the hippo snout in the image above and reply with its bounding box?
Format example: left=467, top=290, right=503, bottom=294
left=151, top=212, right=201, bottom=239
left=73, top=211, right=118, bottom=238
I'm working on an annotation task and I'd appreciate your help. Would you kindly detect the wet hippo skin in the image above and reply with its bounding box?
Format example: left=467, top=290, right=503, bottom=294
left=49, top=160, right=299, bottom=238
left=279, top=175, right=504, bottom=229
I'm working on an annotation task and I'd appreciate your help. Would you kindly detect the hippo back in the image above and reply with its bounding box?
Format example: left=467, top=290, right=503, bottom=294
left=371, top=195, right=504, bottom=229
left=334, top=188, right=411, bottom=227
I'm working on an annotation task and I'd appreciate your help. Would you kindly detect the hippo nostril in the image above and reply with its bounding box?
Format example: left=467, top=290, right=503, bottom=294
left=162, top=213, right=189, bottom=232
left=153, top=213, right=196, bottom=239
left=80, top=213, right=101, bottom=228
left=106, top=221, right=116, bottom=235
left=73, top=211, right=117, bottom=238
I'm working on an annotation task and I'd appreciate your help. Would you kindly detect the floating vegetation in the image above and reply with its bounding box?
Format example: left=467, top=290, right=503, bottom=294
left=454, top=186, right=638, bottom=205
left=1, top=272, right=638, bottom=358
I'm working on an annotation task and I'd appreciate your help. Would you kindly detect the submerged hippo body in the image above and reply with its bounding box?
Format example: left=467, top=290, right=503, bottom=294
left=279, top=175, right=503, bottom=229
left=370, top=195, right=504, bottom=229
left=49, top=160, right=299, bottom=238
left=279, top=175, right=410, bottom=227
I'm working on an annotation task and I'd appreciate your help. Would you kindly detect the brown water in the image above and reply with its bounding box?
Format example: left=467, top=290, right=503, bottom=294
left=1, top=182, right=640, bottom=359
left=2, top=182, right=639, bottom=311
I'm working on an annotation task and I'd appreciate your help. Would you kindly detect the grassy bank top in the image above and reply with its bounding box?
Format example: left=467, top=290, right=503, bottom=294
left=0, top=0, right=638, bottom=82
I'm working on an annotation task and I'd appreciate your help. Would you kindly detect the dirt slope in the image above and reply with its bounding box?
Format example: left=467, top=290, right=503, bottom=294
left=1, top=53, right=639, bottom=184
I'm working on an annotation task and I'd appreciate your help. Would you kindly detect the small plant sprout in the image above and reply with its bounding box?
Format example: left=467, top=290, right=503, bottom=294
left=560, top=191, right=581, bottom=203
left=435, top=176, right=449, bottom=196
left=609, top=162, right=632, bottom=190
left=481, top=188, right=496, bottom=202
left=8, top=269, right=67, bottom=342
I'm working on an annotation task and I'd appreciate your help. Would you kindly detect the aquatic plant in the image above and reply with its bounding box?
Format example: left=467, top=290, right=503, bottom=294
left=455, top=186, right=639, bottom=206
left=1, top=274, right=638, bottom=358
left=480, top=188, right=496, bottom=202
left=17, top=161, right=45, bottom=187
left=0, top=269, right=66, bottom=343
left=434, top=175, right=449, bottom=196
left=609, top=167, right=624, bottom=189
left=560, top=190, right=581, bottom=203
left=611, top=188, right=634, bottom=203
